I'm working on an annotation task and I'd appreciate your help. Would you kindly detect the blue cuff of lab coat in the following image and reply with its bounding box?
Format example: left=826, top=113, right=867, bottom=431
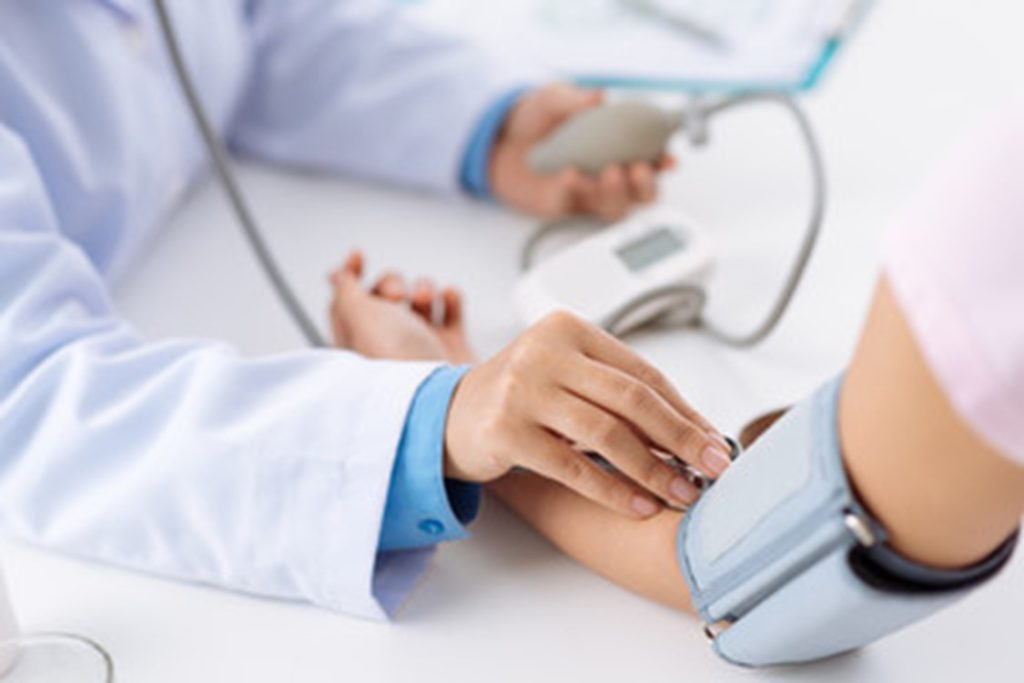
left=379, top=365, right=480, bottom=552
left=460, top=87, right=531, bottom=199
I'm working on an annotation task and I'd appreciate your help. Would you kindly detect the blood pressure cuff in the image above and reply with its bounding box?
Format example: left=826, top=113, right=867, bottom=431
left=675, top=377, right=1018, bottom=667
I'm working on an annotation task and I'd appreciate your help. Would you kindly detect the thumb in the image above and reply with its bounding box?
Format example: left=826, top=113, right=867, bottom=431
left=548, top=85, right=603, bottom=118
left=534, top=85, right=604, bottom=134
left=332, top=250, right=366, bottom=304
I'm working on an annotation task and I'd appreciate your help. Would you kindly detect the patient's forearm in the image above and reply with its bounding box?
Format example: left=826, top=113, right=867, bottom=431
left=489, top=473, right=692, bottom=611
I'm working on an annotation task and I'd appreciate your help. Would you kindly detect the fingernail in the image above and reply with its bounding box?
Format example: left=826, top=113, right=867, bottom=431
left=701, top=445, right=732, bottom=478
left=670, top=477, right=699, bottom=505
left=631, top=495, right=660, bottom=517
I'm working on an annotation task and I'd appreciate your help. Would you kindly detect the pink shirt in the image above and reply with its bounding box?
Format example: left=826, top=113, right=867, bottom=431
left=884, top=107, right=1024, bottom=467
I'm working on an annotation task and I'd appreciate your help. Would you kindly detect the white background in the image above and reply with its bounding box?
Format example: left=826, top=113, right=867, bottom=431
left=2, top=1, right=1023, bottom=681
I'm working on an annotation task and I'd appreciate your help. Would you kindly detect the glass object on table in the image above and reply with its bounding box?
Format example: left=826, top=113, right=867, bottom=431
left=0, top=563, right=114, bottom=682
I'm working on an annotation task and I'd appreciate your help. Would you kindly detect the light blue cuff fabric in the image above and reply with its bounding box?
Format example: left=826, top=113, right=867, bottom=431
left=379, top=365, right=480, bottom=552
left=459, top=87, right=531, bottom=199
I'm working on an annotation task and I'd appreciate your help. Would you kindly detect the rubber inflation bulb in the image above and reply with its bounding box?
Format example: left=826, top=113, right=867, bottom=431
left=529, top=101, right=684, bottom=175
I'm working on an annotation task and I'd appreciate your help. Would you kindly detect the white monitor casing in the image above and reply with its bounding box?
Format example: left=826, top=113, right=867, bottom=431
left=515, top=209, right=715, bottom=331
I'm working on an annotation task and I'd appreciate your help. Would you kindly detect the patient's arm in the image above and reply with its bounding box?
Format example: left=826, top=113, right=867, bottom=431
left=840, top=278, right=1024, bottom=568
left=489, top=473, right=690, bottom=610
left=491, top=277, right=1024, bottom=608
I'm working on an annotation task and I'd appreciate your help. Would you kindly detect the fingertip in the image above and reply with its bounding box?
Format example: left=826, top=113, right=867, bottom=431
left=442, top=287, right=463, bottom=326
left=629, top=160, right=652, bottom=178
left=373, top=272, right=407, bottom=302
left=332, top=251, right=362, bottom=288
left=580, top=88, right=603, bottom=108
left=559, top=167, right=587, bottom=194
left=630, top=494, right=662, bottom=519
left=413, top=277, right=436, bottom=296
left=700, top=443, right=733, bottom=479
left=411, top=278, right=436, bottom=320
left=594, top=166, right=630, bottom=221
left=600, top=164, right=625, bottom=189
left=629, top=162, right=656, bottom=203
left=334, top=252, right=364, bottom=291
left=547, top=84, right=605, bottom=122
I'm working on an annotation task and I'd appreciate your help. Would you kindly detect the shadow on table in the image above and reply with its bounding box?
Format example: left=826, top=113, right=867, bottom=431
left=397, top=495, right=577, bottom=622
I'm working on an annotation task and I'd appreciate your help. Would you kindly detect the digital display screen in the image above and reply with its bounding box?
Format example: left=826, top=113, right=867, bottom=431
left=615, top=227, right=686, bottom=272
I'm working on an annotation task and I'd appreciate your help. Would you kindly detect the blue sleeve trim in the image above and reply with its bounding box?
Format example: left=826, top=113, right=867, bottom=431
left=379, top=365, right=479, bottom=552
left=459, top=87, right=531, bottom=199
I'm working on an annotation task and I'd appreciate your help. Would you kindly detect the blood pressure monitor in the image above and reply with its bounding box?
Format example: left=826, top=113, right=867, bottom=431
left=514, top=210, right=715, bottom=334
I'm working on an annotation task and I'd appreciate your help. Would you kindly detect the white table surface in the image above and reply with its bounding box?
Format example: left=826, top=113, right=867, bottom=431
left=2, top=1, right=1023, bottom=680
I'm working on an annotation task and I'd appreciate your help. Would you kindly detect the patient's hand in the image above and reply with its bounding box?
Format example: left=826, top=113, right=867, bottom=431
left=329, top=251, right=475, bottom=364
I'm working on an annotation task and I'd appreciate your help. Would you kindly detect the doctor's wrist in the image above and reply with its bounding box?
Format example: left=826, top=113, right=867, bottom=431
left=461, top=86, right=531, bottom=199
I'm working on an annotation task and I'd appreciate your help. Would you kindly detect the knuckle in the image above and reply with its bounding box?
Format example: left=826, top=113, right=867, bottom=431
left=478, top=412, right=505, bottom=439
left=591, top=416, right=626, bottom=451
left=540, top=310, right=579, bottom=335
left=641, top=454, right=672, bottom=488
left=601, top=477, right=636, bottom=510
left=505, top=343, right=534, bottom=374
left=623, top=382, right=654, bottom=411
left=669, top=420, right=700, bottom=453
left=636, top=364, right=666, bottom=389
left=495, top=372, right=527, bottom=406
left=558, top=453, right=590, bottom=483
left=505, top=334, right=549, bottom=374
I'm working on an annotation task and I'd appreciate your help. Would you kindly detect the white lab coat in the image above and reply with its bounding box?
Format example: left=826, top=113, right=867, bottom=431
left=0, top=0, right=526, bottom=619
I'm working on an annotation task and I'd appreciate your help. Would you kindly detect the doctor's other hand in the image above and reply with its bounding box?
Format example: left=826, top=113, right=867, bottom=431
left=329, top=251, right=474, bottom=364
left=445, top=311, right=732, bottom=518
left=491, top=84, right=676, bottom=222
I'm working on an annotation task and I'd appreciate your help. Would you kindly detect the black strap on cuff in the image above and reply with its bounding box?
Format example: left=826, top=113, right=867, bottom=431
left=849, top=527, right=1019, bottom=595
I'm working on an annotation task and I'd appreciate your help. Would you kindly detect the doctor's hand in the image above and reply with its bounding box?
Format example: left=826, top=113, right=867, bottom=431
left=490, top=84, right=676, bottom=222
left=329, top=251, right=474, bottom=364
left=329, top=254, right=729, bottom=519
left=445, top=311, right=732, bottom=518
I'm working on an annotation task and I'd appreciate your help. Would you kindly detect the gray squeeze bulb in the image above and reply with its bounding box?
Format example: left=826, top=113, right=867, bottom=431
left=529, top=101, right=685, bottom=176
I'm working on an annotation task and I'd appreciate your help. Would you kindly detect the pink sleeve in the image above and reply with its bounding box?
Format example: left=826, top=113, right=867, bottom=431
left=883, top=106, right=1024, bottom=466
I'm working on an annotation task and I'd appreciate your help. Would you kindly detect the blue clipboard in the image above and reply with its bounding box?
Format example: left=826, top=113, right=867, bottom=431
left=402, top=0, right=874, bottom=94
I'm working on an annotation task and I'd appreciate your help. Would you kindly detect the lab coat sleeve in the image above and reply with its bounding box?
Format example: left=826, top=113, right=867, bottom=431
left=229, top=0, right=537, bottom=192
left=381, top=365, right=481, bottom=552
left=460, top=87, right=531, bottom=198
left=0, top=125, right=438, bottom=620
